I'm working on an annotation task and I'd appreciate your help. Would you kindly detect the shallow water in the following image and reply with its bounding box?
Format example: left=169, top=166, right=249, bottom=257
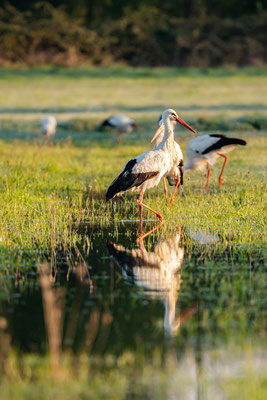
left=0, top=222, right=266, bottom=395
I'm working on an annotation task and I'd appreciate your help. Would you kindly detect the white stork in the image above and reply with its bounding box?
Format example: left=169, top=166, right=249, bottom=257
left=107, top=231, right=198, bottom=337
left=106, top=109, right=196, bottom=233
left=101, top=113, right=137, bottom=144
left=150, top=113, right=196, bottom=204
left=41, top=116, right=57, bottom=145
left=184, top=134, right=247, bottom=189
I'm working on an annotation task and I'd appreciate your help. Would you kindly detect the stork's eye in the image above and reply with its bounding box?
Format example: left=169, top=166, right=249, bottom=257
left=171, top=113, right=176, bottom=117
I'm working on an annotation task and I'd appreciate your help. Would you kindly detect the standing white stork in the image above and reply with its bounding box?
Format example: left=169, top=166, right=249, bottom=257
left=101, top=114, right=137, bottom=144
left=150, top=113, right=195, bottom=204
left=184, top=134, right=247, bottom=189
left=107, top=231, right=198, bottom=337
left=106, top=109, right=196, bottom=234
left=41, top=116, right=57, bottom=145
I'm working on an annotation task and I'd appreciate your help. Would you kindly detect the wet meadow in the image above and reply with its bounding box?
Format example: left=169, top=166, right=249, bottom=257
left=0, top=67, right=266, bottom=399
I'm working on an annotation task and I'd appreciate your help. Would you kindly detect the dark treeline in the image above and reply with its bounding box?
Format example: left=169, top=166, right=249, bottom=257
left=6, top=0, right=265, bottom=23
left=0, top=1, right=266, bottom=66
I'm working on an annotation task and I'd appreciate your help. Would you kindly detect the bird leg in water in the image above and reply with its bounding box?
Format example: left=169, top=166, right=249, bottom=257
left=217, top=152, right=228, bottom=186
left=163, top=177, right=168, bottom=203
left=137, top=192, right=143, bottom=235
left=136, top=219, right=165, bottom=244
left=170, top=175, right=181, bottom=205
left=206, top=162, right=211, bottom=189
left=136, top=190, right=164, bottom=228
left=137, top=190, right=161, bottom=242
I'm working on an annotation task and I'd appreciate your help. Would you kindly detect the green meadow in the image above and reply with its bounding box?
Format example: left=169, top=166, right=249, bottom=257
left=0, top=67, right=266, bottom=399
left=0, top=66, right=266, bottom=251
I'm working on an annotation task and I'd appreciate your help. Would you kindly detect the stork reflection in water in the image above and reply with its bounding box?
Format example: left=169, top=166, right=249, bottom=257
left=107, top=229, right=198, bottom=337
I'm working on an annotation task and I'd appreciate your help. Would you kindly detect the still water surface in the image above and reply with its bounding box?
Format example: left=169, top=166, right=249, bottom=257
left=0, top=222, right=266, bottom=395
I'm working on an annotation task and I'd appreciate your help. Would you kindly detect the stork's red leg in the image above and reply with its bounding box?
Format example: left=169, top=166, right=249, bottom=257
left=136, top=220, right=164, bottom=243
left=138, top=192, right=143, bottom=235
left=206, top=162, right=211, bottom=190
left=116, top=132, right=122, bottom=144
left=136, top=191, right=164, bottom=242
left=217, top=152, right=228, bottom=186
left=170, top=175, right=181, bottom=205
left=136, top=195, right=164, bottom=220
left=163, top=177, right=168, bottom=203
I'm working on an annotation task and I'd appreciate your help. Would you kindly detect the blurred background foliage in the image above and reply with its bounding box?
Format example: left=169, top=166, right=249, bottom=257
left=0, top=1, right=266, bottom=66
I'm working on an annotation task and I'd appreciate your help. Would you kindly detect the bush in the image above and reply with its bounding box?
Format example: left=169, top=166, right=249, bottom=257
left=0, top=3, right=266, bottom=67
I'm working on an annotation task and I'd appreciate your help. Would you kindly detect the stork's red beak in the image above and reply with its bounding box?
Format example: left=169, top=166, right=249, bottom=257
left=151, top=116, right=196, bottom=143
left=175, top=116, right=196, bottom=134
left=151, top=124, right=164, bottom=143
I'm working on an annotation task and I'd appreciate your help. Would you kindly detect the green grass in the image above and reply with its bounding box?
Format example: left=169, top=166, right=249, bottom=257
left=0, top=66, right=267, bottom=123
left=0, top=135, right=265, bottom=251
left=0, top=66, right=266, bottom=251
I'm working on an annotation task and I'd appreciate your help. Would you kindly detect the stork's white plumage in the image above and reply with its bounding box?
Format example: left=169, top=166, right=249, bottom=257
left=184, top=134, right=247, bottom=188
left=107, top=232, right=197, bottom=336
left=150, top=113, right=196, bottom=204
left=41, top=116, right=57, bottom=144
left=106, top=109, right=196, bottom=235
left=102, top=113, right=137, bottom=143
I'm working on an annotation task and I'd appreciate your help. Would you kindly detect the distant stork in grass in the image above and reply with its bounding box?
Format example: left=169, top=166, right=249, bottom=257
left=101, top=114, right=137, bottom=144
left=106, top=109, right=196, bottom=237
left=41, top=116, right=57, bottom=145
left=150, top=113, right=194, bottom=204
left=184, top=134, right=247, bottom=189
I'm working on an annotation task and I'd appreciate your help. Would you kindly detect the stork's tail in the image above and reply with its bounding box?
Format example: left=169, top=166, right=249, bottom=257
left=99, top=119, right=112, bottom=131
left=101, top=117, right=114, bottom=128
left=106, top=169, right=131, bottom=201
left=203, top=135, right=247, bottom=155
left=106, top=180, right=119, bottom=201
left=226, top=138, right=247, bottom=146
left=101, top=119, right=109, bottom=127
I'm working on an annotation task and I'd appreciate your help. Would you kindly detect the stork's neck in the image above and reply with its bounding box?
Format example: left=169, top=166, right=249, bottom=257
left=162, top=119, right=175, bottom=148
left=163, top=290, right=180, bottom=337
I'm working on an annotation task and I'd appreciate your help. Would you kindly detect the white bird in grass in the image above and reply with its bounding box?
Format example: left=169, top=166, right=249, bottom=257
left=41, top=116, right=57, bottom=145
left=107, top=231, right=198, bottom=337
left=184, top=134, right=247, bottom=189
left=106, top=109, right=196, bottom=237
left=101, top=113, right=137, bottom=144
left=151, top=113, right=196, bottom=204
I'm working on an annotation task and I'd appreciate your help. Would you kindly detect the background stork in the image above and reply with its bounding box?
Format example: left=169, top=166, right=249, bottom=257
left=41, top=116, right=57, bottom=145
left=184, top=134, right=247, bottom=189
left=101, top=113, right=137, bottom=144
left=106, top=109, right=196, bottom=238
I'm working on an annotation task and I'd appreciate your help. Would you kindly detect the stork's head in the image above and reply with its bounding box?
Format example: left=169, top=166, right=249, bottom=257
left=130, top=121, right=138, bottom=129
left=151, top=108, right=196, bottom=144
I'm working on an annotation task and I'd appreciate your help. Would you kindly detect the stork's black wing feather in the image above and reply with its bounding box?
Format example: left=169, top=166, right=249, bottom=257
left=102, top=118, right=114, bottom=128
left=106, top=158, right=158, bottom=201
left=202, top=135, right=247, bottom=155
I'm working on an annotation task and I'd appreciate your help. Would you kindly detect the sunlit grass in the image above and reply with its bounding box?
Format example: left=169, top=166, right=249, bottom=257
left=0, top=132, right=266, bottom=251
left=0, top=66, right=266, bottom=113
